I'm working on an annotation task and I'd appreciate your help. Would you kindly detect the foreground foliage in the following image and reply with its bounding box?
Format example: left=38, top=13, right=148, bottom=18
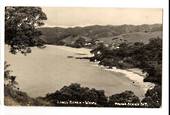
left=41, top=83, right=161, bottom=107
left=4, top=66, right=161, bottom=108
left=142, top=85, right=161, bottom=108
left=5, top=7, right=47, bottom=54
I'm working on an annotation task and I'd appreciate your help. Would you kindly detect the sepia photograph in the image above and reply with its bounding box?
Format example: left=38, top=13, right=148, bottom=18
left=4, top=7, right=163, bottom=108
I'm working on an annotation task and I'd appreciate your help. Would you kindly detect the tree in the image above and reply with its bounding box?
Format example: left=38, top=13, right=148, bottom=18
left=43, top=83, right=108, bottom=107
left=108, top=91, right=140, bottom=107
left=74, top=37, right=86, bottom=48
left=5, top=7, right=47, bottom=54
left=4, top=61, right=18, bottom=89
left=142, top=85, right=161, bottom=108
left=139, top=37, right=162, bottom=84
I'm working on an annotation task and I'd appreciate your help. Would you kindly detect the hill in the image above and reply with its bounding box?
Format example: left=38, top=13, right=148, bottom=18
left=38, top=24, right=162, bottom=46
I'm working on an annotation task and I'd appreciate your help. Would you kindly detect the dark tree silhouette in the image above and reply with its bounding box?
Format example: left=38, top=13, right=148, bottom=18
left=43, top=83, right=108, bottom=107
left=108, top=91, right=140, bottom=107
left=142, top=85, right=161, bottom=108
left=5, top=7, right=47, bottom=54
left=4, top=61, right=18, bottom=88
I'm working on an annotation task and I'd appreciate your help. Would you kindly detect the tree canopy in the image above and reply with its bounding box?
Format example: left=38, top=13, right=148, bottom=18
left=5, top=7, right=47, bottom=54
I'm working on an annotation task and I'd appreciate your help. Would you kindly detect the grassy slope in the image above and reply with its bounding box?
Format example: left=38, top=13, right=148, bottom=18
left=38, top=24, right=162, bottom=45
left=99, top=31, right=162, bottom=44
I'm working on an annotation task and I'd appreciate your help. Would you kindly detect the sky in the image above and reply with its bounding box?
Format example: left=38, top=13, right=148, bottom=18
left=42, top=7, right=162, bottom=27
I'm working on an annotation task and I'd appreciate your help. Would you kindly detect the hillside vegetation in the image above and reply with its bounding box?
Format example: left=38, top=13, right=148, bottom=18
left=38, top=24, right=162, bottom=46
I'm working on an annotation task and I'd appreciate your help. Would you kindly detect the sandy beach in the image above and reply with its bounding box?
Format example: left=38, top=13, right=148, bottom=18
left=5, top=45, right=154, bottom=99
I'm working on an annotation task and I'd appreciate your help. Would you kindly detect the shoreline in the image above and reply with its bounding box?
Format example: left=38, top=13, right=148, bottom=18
left=91, top=61, right=155, bottom=95
left=107, top=67, right=155, bottom=92
left=5, top=45, right=155, bottom=99
left=41, top=45, right=156, bottom=94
